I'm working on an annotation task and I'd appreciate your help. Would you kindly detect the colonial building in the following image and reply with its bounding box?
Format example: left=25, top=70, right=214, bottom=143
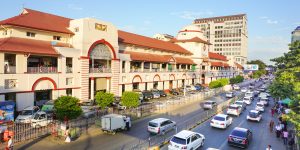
left=0, top=8, right=243, bottom=111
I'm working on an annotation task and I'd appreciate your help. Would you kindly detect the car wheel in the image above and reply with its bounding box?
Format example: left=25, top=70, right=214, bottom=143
left=201, top=140, right=204, bottom=147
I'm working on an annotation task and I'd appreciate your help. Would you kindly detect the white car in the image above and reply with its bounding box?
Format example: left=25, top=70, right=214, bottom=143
left=245, top=92, right=254, bottom=99
left=210, top=114, right=233, bottom=129
left=259, top=92, right=268, bottom=99
left=260, top=97, right=269, bottom=106
left=241, top=87, right=247, bottom=93
left=226, top=92, right=234, bottom=98
left=31, top=111, right=52, bottom=128
left=234, top=100, right=246, bottom=111
left=227, top=104, right=242, bottom=116
left=15, top=106, right=40, bottom=123
left=243, top=97, right=252, bottom=105
left=203, top=101, right=217, bottom=110
left=247, top=110, right=262, bottom=122
left=233, top=85, right=240, bottom=90
left=148, top=118, right=176, bottom=135
left=255, top=102, right=265, bottom=112
left=168, top=130, right=205, bottom=150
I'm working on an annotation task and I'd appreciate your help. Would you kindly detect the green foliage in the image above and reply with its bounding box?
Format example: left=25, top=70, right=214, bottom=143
left=121, top=91, right=140, bottom=108
left=54, top=96, right=82, bottom=121
left=270, top=40, right=300, bottom=136
left=209, top=78, right=229, bottom=89
left=230, top=75, right=244, bottom=84
left=95, top=91, right=114, bottom=110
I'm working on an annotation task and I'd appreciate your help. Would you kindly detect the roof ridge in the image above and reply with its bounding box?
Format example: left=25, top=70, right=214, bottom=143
left=23, top=8, right=72, bottom=20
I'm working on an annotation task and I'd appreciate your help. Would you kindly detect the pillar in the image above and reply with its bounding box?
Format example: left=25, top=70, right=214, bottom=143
left=57, top=56, right=63, bottom=73
left=0, top=53, right=4, bottom=73
left=149, top=63, right=152, bottom=72
left=159, top=64, right=162, bottom=72
left=90, top=78, right=94, bottom=100
left=141, top=62, right=144, bottom=72
left=16, top=54, right=27, bottom=73
left=106, top=78, right=110, bottom=92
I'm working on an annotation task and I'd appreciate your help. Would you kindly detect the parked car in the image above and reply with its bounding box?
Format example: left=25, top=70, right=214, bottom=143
left=228, top=127, right=252, bottom=148
left=243, top=97, right=252, bottom=105
left=194, top=85, right=203, bottom=91
left=226, top=92, right=234, bottom=98
left=203, top=101, right=217, bottom=110
left=210, top=114, right=233, bottom=129
left=41, top=100, right=55, bottom=115
left=168, top=130, right=205, bottom=150
left=255, top=102, right=265, bottom=112
left=158, top=90, right=167, bottom=97
left=142, top=91, right=153, bottom=100
left=234, top=100, right=246, bottom=111
left=152, top=91, right=161, bottom=99
left=241, top=87, right=247, bottom=93
left=139, top=93, right=144, bottom=102
left=31, top=111, right=53, bottom=128
left=247, top=110, right=262, bottom=122
left=15, top=106, right=40, bottom=123
left=81, top=105, right=97, bottom=118
left=148, top=118, right=176, bottom=135
left=170, top=89, right=179, bottom=95
left=233, top=85, right=240, bottom=90
left=227, top=104, right=242, bottom=116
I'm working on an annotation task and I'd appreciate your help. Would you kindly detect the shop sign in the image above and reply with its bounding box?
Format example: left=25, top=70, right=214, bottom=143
left=95, top=23, right=107, bottom=31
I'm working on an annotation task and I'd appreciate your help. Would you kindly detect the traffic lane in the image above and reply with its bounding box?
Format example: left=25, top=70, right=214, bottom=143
left=193, top=97, right=285, bottom=150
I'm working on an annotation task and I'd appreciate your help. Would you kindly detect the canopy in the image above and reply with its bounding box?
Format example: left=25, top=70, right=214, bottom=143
left=279, top=98, right=292, bottom=105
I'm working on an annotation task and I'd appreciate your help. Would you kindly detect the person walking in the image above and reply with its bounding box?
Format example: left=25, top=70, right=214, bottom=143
left=275, top=123, right=282, bottom=138
left=65, top=127, right=71, bottom=143
left=266, top=145, right=272, bottom=150
left=271, top=108, right=275, bottom=117
left=283, top=130, right=288, bottom=145
left=6, top=136, right=13, bottom=150
left=125, top=116, right=131, bottom=131
left=269, top=120, right=274, bottom=132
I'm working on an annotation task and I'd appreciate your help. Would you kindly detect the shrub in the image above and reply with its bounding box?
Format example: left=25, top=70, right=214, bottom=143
left=95, top=91, right=114, bottom=110
left=209, top=80, right=222, bottom=89
left=121, top=91, right=140, bottom=108
left=54, top=96, right=82, bottom=121
left=219, top=78, right=229, bottom=86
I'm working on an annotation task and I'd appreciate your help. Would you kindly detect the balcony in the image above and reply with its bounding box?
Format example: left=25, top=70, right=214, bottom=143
left=66, top=66, right=73, bottom=73
left=130, top=68, right=142, bottom=73
left=27, top=67, right=57, bottom=73
left=89, top=67, right=111, bottom=73
left=4, top=66, right=16, bottom=74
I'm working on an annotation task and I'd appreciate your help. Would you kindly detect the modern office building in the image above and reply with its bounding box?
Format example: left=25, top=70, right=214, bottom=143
left=292, top=26, right=300, bottom=43
left=0, top=8, right=243, bottom=111
left=193, top=14, right=248, bottom=65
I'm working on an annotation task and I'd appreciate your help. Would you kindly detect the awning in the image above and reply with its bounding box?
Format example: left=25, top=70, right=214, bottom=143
left=279, top=98, right=292, bottom=105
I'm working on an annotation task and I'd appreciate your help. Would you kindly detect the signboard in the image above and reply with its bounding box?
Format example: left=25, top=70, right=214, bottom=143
left=95, top=23, right=107, bottom=31
left=243, top=64, right=259, bottom=71
left=0, top=101, right=15, bottom=122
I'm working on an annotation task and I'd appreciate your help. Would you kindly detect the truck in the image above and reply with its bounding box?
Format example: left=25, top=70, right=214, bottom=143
left=101, top=114, right=131, bottom=134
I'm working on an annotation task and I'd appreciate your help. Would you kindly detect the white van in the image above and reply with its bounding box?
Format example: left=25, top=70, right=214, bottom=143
left=148, top=118, right=176, bottom=135
left=227, top=104, right=242, bottom=116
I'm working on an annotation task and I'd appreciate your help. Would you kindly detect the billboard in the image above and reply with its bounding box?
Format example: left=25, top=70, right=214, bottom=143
left=243, top=64, right=259, bottom=71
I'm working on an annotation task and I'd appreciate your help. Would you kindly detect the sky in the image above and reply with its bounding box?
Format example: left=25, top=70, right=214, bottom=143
left=1, top=0, right=299, bottom=65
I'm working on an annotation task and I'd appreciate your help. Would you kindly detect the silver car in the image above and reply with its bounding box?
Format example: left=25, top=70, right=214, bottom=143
left=203, top=101, right=217, bottom=109
left=148, top=118, right=176, bottom=135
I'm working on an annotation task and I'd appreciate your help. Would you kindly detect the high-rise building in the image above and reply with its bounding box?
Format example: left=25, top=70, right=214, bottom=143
left=292, top=26, right=300, bottom=43
left=193, top=14, right=248, bottom=65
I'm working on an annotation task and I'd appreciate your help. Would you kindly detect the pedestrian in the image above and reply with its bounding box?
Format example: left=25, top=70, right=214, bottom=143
left=6, top=136, right=13, bottom=150
left=269, top=120, right=274, bottom=132
left=289, top=137, right=295, bottom=147
left=65, top=126, right=71, bottom=143
left=280, top=122, right=285, bottom=133
left=275, top=123, right=282, bottom=138
left=266, top=145, right=272, bottom=150
left=271, top=108, right=275, bottom=117
left=283, top=130, right=288, bottom=145
left=125, top=116, right=131, bottom=131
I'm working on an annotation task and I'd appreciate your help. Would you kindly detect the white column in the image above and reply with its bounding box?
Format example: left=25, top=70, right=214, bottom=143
left=141, top=62, right=144, bottom=72
left=149, top=62, right=152, bottom=72
left=0, top=53, right=4, bottom=73
left=125, top=61, right=130, bottom=73
left=159, top=64, right=162, bottom=72
left=90, top=78, right=94, bottom=100
left=16, top=54, right=27, bottom=73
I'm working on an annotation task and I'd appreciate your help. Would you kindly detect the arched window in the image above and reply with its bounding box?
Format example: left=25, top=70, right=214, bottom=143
left=89, top=44, right=112, bottom=73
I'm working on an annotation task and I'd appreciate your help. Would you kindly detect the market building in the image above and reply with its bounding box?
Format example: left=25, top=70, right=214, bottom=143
left=0, top=8, right=243, bottom=111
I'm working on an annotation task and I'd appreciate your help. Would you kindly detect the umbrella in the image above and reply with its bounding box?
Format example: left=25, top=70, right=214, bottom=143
left=280, top=98, right=292, bottom=105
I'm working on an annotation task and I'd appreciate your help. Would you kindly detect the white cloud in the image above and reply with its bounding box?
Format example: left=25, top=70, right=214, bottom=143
left=170, top=10, right=214, bottom=20
left=68, top=4, right=83, bottom=10
left=259, top=16, right=279, bottom=24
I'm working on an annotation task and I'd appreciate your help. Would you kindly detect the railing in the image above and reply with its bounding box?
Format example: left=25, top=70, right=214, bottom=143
left=66, top=66, right=73, bottom=73
left=130, top=68, right=142, bottom=72
left=143, top=69, right=150, bottom=72
left=89, top=67, right=111, bottom=73
left=27, top=67, right=57, bottom=73
left=4, top=66, right=16, bottom=74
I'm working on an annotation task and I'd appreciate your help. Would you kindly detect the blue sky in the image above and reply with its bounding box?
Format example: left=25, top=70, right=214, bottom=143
left=1, top=0, right=299, bottom=65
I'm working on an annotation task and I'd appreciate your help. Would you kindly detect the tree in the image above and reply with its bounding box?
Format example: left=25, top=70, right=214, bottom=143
left=54, top=96, right=82, bottom=121
left=121, top=91, right=140, bottom=108
left=209, top=78, right=229, bottom=89
left=95, top=91, right=114, bottom=110
left=270, top=40, right=300, bottom=136
left=229, top=75, right=244, bottom=84
left=247, top=59, right=267, bottom=78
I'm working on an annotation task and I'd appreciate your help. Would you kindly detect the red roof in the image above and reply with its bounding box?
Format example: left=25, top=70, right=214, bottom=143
left=234, top=62, right=244, bottom=69
left=123, top=51, right=171, bottom=63
left=170, top=37, right=211, bottom=45
left=0, top=37, right=70, bottom=55
left=118, top=30, right=192, bottom=55
left=210, top=61, right=224, bottom=67
left=0, top=8, right=73, bottom=34
left=174, top=57, right=195, bottom=64
left=208, top=52, right=227, bottom=61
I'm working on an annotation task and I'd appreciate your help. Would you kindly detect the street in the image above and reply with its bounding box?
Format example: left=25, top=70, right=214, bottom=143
left=15, top=80, right=258, bottom=150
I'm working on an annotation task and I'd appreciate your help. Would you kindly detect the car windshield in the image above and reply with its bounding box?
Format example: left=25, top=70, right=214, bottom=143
left=257, top=104, right=263, bottom=107
left=171, top=136, right=186, bottom=145
left=235, top=102, right=243, bottom=105
left=204, top=102, right=212, bottom=105
left=149, top=122, right=158, bottom=127
left=214, top=116, right=225, bottom=121
left=244, top=98, right=250, bottom=100
left=229, top=106, right=238, bottom=109
left=249, top=112, right=258, bottom=117
left=33, top=113, right=40, bottom=119
left=20, top=110, right=33, bottom=115
left=231, top=130, right=247, bottom=137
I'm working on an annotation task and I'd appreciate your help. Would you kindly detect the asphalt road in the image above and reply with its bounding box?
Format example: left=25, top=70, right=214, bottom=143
left=161, top=80, right=286, bottom=150
left=15, top=80, right=256, bottom=150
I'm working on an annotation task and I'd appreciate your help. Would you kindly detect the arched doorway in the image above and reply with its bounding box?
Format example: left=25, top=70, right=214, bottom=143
left=89, top=44, right=113, bottom=73
left=153, top=74, right=160, bottom=89
left=32, top=77, right=57, bottom=107
left=132, top=75, right=143, bottom=91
